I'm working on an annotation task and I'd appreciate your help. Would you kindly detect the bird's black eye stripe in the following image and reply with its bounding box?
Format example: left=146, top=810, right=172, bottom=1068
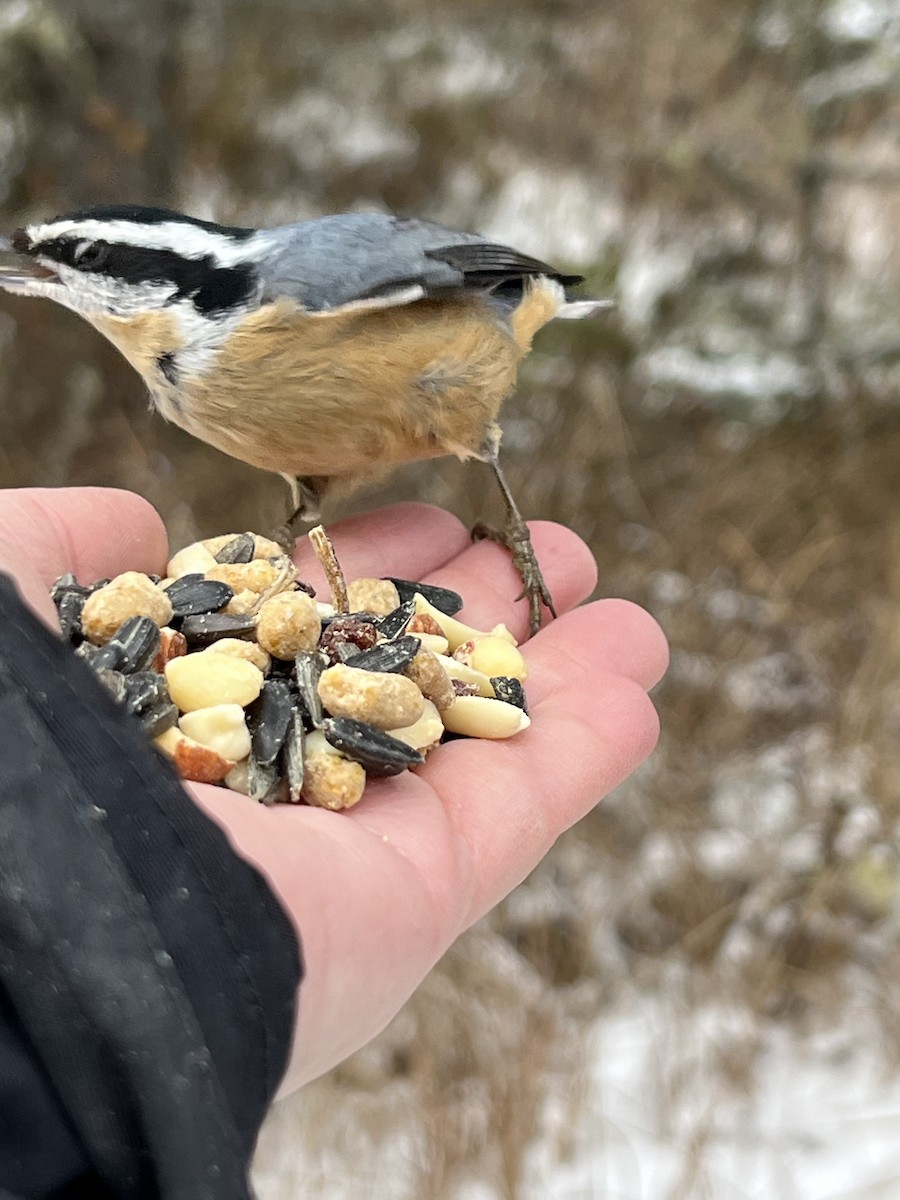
left=30, top=237, right=256, bottom=315
left=75, top=241, right=110, bottom=269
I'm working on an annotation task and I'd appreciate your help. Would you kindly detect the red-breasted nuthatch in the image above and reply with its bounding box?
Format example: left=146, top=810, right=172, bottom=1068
left=0, top=205, right=609, bottom=633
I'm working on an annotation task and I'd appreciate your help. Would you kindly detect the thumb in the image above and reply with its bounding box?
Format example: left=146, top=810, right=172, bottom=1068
left=0, top=488, right=168, bottom=625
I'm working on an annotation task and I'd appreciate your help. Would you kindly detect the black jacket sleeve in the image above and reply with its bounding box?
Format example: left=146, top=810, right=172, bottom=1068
left=0, top=573, right=302, bottom=1199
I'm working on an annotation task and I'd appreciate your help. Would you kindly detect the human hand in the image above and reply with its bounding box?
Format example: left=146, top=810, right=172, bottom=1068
left=0, top=488, right=668, bottom=1095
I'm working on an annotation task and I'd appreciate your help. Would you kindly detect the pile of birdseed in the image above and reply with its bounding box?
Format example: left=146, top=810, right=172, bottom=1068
left=50, top=526, right=529, bottom=809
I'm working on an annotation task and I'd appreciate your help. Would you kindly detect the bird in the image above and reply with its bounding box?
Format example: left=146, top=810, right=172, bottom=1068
left=0, top=204, right=609, bottom=634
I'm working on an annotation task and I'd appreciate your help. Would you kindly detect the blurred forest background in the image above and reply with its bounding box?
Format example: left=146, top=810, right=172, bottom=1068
left=3, top=0, right=900, bottom=1195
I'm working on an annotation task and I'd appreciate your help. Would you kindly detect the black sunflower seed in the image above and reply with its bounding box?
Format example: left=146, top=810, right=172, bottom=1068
left=56, top=589, right=86, bottom=642
left=332, top=641, right=362, bottom=663
left=293, top=651, right=325, bottom=727
left=375, top=599, right=416, bottom=640
left=52, top=575, right=91, bottom=642
left=350, top=635, right=421, bottom=673
left=75, top=642, right=104, bottom=668
left=164, top=575, right=235, bottom=618
left=123, top=670, right=171, bottom=716
left=384, top=578, right=463, bottom=616
left=283, top=709, right=305, bottom=801
left=490, top=676, right=529, bottom=714
left=104, top=615, right=160, bottom=673
left=180, top=612, right=256, bottom=645
left=51, top=572, right=81, bottom=602
left=96, top=668, right=127, bottom=705
left=247, top=679, right=293, bottom=767
left=322, top=717, right=424, bottom=777
left=214, top=533, right=255, bottom=564
left=137, top=701, right=178, bottom=738
left=248, top=753, right=281, bottom=804
left=85, top=640, right=126, bottom=672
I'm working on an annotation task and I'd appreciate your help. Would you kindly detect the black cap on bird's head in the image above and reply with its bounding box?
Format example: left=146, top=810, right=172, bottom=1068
left=0, top=204, right=261, bottom=319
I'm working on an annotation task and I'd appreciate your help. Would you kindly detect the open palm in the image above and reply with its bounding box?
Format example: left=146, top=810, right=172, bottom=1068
left=0, top=487, right=667, bottom=1094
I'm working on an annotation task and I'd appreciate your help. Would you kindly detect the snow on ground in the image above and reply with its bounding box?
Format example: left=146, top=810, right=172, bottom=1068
left=511, top=996, right=900, bottom=1200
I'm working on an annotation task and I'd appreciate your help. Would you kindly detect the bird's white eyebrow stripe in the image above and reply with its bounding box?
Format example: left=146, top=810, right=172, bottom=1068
left=27, top=219, right=275, bottom=266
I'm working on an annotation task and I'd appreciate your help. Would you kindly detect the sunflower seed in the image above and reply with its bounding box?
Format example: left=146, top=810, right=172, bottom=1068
left=96, top=668, right=127, bottom=704
left=52, top=577, right=89, bottom=642
left=283, top=708, right=305, bottom=801
left=180, top=612, right=256, bottom=645
left=322, top=716, right=425, bottom=776
left=88, top=641, right=126, bottom=672
left=385, top=578, right=463, bottom=616
left=376, top=598, right=417, bottom=640
left=54, top=591, right=83, bottom=642
left=248, top=753, right=281, bottom=804
left=247, top=678, right=293, bottom=767
left=51, top=572, right=80, bottom=601
left=138, top=701, right=179, bottom=738
left=350, top=635, right=421, bottom=674
left=105, top=615, right=161, bottom=673
left=490, top=676, right=529, bottom=714
left=164, top=575, right=235, bottom=617
left=214, top=532, right=255, bottom=564
left=124, top=670, right=171, bottom=716
left=333, top=641, right=362, bottom=663
left=293, top=650, right=325, bottom=727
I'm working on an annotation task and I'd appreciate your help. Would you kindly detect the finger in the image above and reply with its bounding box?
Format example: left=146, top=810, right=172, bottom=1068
left=525, top=599, right=669, bottom=695
left=0, top=488, right=169, bottom=626
left=352, top=599, right=663, bottom=927
left=290, top=502, right=470, bottom=592
left=0, top=488, right=169, bottom=584
left=424, top=521, right=598, bottom=637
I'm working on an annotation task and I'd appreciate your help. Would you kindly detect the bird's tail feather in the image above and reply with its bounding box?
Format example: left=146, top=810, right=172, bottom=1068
left=556, top=298, right=615, bottom=319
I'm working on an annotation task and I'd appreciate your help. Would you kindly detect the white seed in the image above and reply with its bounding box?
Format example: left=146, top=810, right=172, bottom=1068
left=413, top=593, right=517, bottom=651
left=167, top=543, right=218, bottom=578
left=165, top=653, right=263, bottom=712
left=441, top=695, right=531, bottom=739
left=387, top=699, right=444, bottom=753
left=435, top=654, right=496, bottom=698
left=179, top=704, right=252, bottom=762
left=453, top=635, right=528, bottom=681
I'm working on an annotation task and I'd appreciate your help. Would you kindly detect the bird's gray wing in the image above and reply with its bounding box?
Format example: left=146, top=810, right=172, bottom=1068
left=254, top=213, right=582, bottom=312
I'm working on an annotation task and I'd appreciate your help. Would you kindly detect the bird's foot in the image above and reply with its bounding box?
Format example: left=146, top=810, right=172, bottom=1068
left=269, top=523, right=297, bottom=555
left=471, top=519, right=556, bottom=638
left=270, top=475, right=327, bottom=553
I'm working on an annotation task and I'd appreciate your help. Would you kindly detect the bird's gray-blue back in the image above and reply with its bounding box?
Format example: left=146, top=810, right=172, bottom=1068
left=254, top=213, right=569, bottom=312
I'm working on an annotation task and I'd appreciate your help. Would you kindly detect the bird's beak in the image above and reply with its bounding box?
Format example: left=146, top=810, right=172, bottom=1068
left=0, top=234, right=57, bottom=286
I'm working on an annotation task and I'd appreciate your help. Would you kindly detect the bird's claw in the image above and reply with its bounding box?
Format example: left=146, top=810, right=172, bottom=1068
left=470, top=519, right=555, bottom=638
